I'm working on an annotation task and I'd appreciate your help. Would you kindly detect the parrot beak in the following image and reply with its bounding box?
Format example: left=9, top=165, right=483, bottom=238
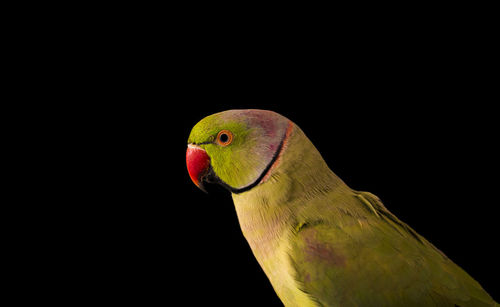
left=186, top=144, right=211, bottom=193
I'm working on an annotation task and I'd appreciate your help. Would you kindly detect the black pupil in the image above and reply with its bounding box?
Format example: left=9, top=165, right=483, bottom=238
left=219, top=133, right=229, bottom=143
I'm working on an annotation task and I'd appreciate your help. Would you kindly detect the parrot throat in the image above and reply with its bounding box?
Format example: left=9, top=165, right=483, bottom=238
left=206, top=121, right=293, bottom=194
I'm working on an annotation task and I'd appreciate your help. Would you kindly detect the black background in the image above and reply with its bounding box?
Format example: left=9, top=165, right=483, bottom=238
left=16, top=7, right=498, bottom=305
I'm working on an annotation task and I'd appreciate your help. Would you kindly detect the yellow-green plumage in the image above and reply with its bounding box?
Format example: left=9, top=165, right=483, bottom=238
left=188, top=110, right=497, bottom=307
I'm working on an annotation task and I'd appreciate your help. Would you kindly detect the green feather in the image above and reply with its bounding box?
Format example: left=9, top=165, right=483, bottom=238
left=189, top=110, right=498, bottom=306
left=231, top=119, right=497, bottom=306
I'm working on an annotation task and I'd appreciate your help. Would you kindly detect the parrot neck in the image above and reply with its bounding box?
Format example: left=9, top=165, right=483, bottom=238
left=231, top=124, right=349, bottom=258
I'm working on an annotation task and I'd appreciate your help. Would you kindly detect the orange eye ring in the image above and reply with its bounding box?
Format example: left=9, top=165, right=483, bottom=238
left=216, top=130, right=233, bottom=146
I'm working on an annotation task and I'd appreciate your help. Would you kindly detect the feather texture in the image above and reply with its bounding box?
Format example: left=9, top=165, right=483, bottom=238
left=232, top=122, right=497, bottom=307
left=188, top=110, right=497, bottom=306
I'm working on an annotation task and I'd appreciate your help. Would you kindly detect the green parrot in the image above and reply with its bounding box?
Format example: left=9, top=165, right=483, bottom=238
left=186, top=109, right=497, bottom=307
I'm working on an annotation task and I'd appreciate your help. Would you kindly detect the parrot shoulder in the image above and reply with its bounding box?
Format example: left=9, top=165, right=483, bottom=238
left=287, top=215, right=445, bottom=306
left=286, top=191, right=497, bottom=306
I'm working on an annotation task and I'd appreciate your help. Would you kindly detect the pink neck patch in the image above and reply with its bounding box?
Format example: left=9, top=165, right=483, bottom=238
left=260, top=121, right=294, bottom=184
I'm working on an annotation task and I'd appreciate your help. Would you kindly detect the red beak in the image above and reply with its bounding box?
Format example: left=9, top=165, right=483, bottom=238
left=186, top=144, right=210, bottom=192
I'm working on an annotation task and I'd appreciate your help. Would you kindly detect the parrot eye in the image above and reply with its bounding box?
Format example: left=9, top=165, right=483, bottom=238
left=216, top=130, right=233, bottom=146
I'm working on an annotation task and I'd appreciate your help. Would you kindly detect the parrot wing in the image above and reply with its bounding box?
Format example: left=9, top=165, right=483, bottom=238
left=288, top=191, right=497, bottom=306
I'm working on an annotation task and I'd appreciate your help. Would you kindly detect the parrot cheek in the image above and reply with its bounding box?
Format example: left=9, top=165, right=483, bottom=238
left=186, top=144, right=211, bottom=193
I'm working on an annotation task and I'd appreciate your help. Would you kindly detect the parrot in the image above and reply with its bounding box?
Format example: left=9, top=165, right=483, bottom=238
left=186, top=109, right=497, bottom=307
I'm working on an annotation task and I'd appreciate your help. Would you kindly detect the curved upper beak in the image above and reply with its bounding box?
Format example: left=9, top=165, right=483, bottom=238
left=186, top=144, right=211, bottom=193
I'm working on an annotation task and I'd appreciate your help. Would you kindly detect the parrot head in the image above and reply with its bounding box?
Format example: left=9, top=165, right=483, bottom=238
left=186, top=109, right=292, bottom=193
